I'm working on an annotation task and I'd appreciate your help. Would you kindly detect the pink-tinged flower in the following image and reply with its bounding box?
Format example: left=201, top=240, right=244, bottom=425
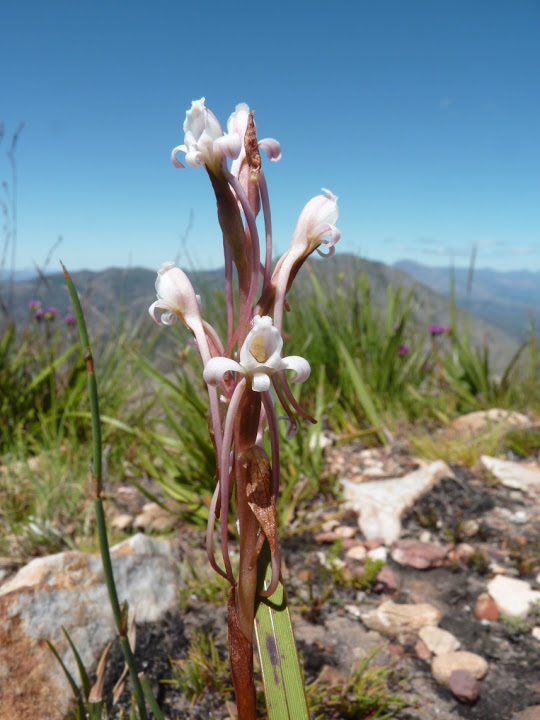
left=399, top=344, right=410, bottom=356
left=264, top=189, right=340, bottom=329
left=149, top=261, right=203, bottom=330
left=171, top=98, right=242, bottom=175
left=289, top=188, right=340, bottom=259
left=33, top=308, right=45, bottom=322
left=28, top=300, right=41, bottom=312
left=203, top=315, right=310, bottom=392
left=64, top=314, right=76, bottom=326
left=149, top=261, right=218, bottom=370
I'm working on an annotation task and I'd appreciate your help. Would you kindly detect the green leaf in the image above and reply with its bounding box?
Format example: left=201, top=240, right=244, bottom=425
left=255, top=546, right=310, bottom=720
left=46, top=640, right=83, bottom=702
left=61, top=627, right=91, bottom=699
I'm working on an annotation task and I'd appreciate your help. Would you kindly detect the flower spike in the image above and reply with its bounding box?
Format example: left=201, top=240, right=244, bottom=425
left=153, top=97, right=340, bottom=719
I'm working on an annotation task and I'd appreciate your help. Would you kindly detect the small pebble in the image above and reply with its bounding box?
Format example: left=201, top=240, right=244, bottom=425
left=334, top=525, right=357, bottom=539
left=364, top=537, right=385, bottom=550
left=474, top=592, right=499, bottom=621
left=321, top=519, right=339, bottom=532
left=367, top=546, right=388, bottom=562
left=415, top=638, right=431, bottom=660
left=449, top=669, right=480, bottom=703
left=345, top=544, right=367, bottom=561
left=345, top=604, right=362, bottom=618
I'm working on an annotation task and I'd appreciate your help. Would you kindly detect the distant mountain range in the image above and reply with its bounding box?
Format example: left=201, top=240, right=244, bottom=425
left=0, top=255, right=527, bottom=369
left=0, top=269, right=43, bottom=283
left=395, top=260, right=539, bottom=342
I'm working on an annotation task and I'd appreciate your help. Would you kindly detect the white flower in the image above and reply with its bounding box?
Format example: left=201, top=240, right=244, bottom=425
left=203, top=315, right=310, bottom=392
left=171, top=98, right=242, bottom=174
left=289, top=188, right=340, bottom=259
left=149, top=261, right=202, bottom=329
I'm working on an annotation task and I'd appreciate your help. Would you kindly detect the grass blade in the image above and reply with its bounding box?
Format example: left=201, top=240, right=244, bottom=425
left=337, top=339, right=389, bottom=444
left=46, top=640, right=83, bottom=702
left=61, top=627, right=91, bottom=698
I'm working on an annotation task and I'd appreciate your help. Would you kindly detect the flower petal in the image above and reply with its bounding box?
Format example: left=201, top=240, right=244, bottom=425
left=214, top=133, right=242, bottom=160
left=279, top=355, right=311, bottom=383
left=203, top=357, right=244, bottom=386
left=171, top=144, right=186, bottom=168
left=149, top=299, right=178, bottom=326
left=258, top=138, right=282, bottom=162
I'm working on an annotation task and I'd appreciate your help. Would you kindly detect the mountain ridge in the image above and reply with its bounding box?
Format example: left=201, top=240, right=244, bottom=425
left=1, top=255, right=522, bottom=369
left=395, top=259, right=539, bottom=341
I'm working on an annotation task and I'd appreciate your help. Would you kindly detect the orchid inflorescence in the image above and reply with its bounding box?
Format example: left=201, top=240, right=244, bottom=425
left=149, top=97, right=340, bottom=713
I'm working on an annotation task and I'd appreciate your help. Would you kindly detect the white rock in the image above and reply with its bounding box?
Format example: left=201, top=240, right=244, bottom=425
left=487, top=575, right=540, bottom=618
left=448, top=409, right=529, bottom=436
left=367, top=546, right=388, bottom=562
left=432, top=651, right=488, bottom=686
left=419, top=626, right=461, bottom=655
left=481, top=455, right=540, bottom=493
left=345, top=545, right=367, bottom=561
left=334, top=525, right=357, bottom=539
left=345, top=604, right=363, bottom=618
left=532, top=627, right=540, bottom=642
left=111, top=513, right=133, bottom=531
left=361, top=601, right=441, bottom=644
left=321, top=519, right=340, bottom=532
left=511, top=510, right=528, bottom=524
left=0, top=534, right=181, bottom=720
left=341, top=460, right=452, bottom=545
left=309, top=430, right=333, bottom=452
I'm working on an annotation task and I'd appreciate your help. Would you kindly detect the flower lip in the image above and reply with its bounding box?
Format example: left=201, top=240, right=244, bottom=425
left=239, top=316, right=283, bottom=373
left=203, top=315, right=310, bottom=392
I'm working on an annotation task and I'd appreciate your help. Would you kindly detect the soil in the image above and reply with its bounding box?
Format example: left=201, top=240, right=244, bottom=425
left=101, top=449, right=540, bottom=720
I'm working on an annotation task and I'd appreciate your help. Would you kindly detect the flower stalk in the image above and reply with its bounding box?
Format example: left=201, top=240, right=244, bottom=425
left=151, top=98, right=340, bottom=718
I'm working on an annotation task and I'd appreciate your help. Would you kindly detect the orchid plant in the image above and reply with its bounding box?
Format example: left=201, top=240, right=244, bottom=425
left=150, top=98, right=340, bottom=718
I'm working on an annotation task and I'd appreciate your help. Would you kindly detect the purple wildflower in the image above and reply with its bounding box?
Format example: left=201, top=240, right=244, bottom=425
left=43, top=307, right=58, bottom=321
left=33, top=309, right=45, bottom=322
left=429, top=324, right=450, bottom=336
left=398, top=344, right=409, bottom=356
left=64, top=313, right=76, bottom=326
left=28, top=299, right=41, bottom=312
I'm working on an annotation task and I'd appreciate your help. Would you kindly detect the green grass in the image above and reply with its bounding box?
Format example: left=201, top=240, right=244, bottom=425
left=2, top=269, right=540, bottom=560
left=307, top=648, right=409, bottom=719
left=2, top=267, right=540, bottom=719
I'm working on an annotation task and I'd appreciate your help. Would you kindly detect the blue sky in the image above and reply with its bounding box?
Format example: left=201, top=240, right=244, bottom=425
left=1, top=0, right=539, bottom=274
